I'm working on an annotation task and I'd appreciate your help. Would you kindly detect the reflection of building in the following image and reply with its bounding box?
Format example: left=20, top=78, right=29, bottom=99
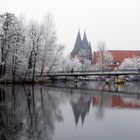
left=71, top=30, right=92, bottom=62
left=70, top=94, right=91, bottom=126
left=93, top=50, right=140, bottom=69
left=92, top=95, right=140, bottom=109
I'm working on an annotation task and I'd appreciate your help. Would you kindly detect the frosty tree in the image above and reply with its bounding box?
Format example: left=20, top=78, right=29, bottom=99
left=60, top=55, right=81, bottom=71
left=0, top=13, right=25, bottom=81
left=119, top=57, right=140, bottom=69
left=26, top=21, right=44, bottom=82
left=78, top=49, right=92, bottom=71
left=40, top=14, right=58, bottom=75
left=96, top=40, right=113, bottom=70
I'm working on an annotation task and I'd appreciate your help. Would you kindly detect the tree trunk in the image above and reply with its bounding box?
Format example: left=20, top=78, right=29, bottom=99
left=12, top=53, right=15, bottom=82
left=32, top=58, right=36, bottom=83
left=40, top=59, right=45, bottom=77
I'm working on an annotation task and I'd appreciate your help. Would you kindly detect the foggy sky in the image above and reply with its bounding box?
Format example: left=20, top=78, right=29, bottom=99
left=0, top=0, right=140, bottom=54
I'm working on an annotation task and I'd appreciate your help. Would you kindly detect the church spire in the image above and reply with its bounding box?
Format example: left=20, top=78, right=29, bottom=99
left=83, top=31, right=88, bottom=48
left=88, top=42, right=92, bottom=61
left=71, top=103, right=80, bottom=127
left=71, top=30, right=83, bottom=57
left=71, top=30, right=92, bottom=61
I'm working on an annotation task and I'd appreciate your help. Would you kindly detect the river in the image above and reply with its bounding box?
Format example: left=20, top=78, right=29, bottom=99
left=0, top=81, right=140, bottom=140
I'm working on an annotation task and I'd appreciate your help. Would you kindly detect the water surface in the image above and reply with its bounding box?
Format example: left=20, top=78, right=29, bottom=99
left=0, top=81, right=140, bottom=140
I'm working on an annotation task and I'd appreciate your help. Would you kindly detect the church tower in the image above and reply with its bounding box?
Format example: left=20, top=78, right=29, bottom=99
left=83, top=31, right=89, bottom=49
left=88, top=42, right=92, bottom=61
left=71, top=30, right=92, bottom=61
left=71, top=30, right=83, bottom=58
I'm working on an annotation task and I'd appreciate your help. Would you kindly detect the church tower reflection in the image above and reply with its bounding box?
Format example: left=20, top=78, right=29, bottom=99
left=70, top=94, right=91, bottom=127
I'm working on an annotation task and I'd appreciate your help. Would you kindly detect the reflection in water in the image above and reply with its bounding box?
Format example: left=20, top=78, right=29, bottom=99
left=0, top=81, right=140, bottom=140
left=0, top=85, right=64, bottom=140
left=70, top=94, right=91, bottom=126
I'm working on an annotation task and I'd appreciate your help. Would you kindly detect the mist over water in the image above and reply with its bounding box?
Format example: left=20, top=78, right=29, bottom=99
left=0, top=81, right=140, bottom=140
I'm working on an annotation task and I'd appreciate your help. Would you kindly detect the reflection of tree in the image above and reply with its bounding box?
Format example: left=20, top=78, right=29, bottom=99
left=92, top=93, right=111, bottom=120
left=95, top=93, right=104, bottom=120
left=70, top=93, right=91, bottom=127
left=0, top=85, right=64, bottom=140
left=0, top=85, right=23, bottom=140
left=23, top=85, right=64, bottom=140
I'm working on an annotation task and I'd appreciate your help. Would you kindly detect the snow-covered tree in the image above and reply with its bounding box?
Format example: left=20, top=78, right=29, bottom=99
left=96, top=40, right=113, bottom=70
left=102, top=51, right=113, bottom=68
left=0, top=13, right=18, bottom=75
left=40, top=13, right=57, bottom=75
left=78, top=49, right=93, bottom=71
left=23, top=14, right=65, bottom=80
left=26, top=21, right=44, bottom=81
left=82, top=59, right=92, bottom=71
left=46, top=44, right=65, bottom=72
left=60, top=55, right=81, bottom=71
left=119, top=57, right=140, bottom=69
left=0, top=13, right=25, bottom=81
left=0, top=12, right=65, bottom=82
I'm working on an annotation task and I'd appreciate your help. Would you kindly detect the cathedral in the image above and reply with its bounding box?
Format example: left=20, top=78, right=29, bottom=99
left=71, top=30, right=92, bottom=62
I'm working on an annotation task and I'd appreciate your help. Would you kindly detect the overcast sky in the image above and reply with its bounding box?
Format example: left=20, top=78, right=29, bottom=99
left=0, top=0, right=140, bottom=53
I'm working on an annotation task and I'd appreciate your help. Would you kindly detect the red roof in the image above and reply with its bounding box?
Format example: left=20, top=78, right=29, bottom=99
left=93, top=50, right=140, bottom=65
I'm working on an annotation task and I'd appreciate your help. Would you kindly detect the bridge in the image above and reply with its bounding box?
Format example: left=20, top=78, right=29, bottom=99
left=43, top=69, right=140, bottom=78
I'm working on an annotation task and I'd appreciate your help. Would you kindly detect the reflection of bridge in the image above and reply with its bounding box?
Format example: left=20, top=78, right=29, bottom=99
left=43, top=69, right=140, bottom=78
left=46, top=84, right=140, bottom=96
left=47, top=84, right=140, bottom=116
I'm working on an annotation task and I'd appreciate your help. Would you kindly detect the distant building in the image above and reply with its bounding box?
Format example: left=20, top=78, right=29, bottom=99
left=71, top=30, right=92, bottom=62
left=93, top=50, right=140, bottom=69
